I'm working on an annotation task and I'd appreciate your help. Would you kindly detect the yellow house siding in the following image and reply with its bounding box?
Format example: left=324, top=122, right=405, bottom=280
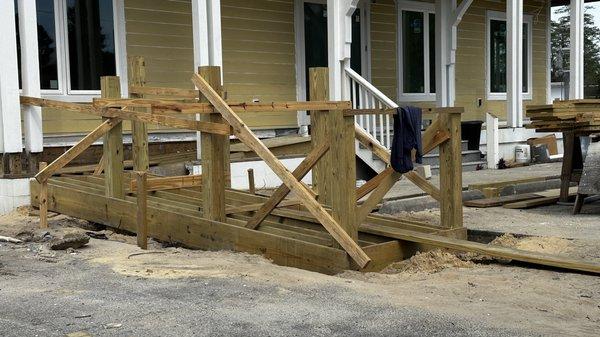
left=370, top=0, right=398, bottom=102
left=43, top=0, right=298, bottom=136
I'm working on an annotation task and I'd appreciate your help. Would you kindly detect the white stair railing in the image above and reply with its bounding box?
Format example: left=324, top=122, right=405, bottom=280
left=344, top=66, right=398, bottom=150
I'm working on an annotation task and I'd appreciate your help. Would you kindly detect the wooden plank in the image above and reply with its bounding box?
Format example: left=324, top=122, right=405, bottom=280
left=360, top=241, right=404, bottom=272
left=31, top=181, right=352, bottom=275
left=226, top=199, right=301, bottom=215
left=93, top=155, right=106, bottom=176
left=404, top=171, right=441, bottom=201
left=438, top=111, right=463, bottom=228
left=130, top=175, right=202, bottom=192
left=135, top=171, right=148, bottom=250
left=464, top=193, right=544, bottom=208
left=356, top=167, right=394, bottom=201
left=191, top=72, right=371, bottom=268
left=129, top=56, right=150, bottom=172
left=309, top=68, right=331, bottom=205
left=35, top=118, right=122, bottom=183
left=101, top=77, right=125, bottom=200
left=422, top=117, right=450, bottom=155
left=246, top=142, right=330, bottom=229
left=361, top=223, right=600, bottom=275
left=199, top=66, right=228, bottom=222
left=38, top=162, right=48, bottom=229
left=355, top=172, right=403, bottom=227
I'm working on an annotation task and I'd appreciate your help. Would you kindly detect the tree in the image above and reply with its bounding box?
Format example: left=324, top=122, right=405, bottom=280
left=551, top=6, right=600, bottom=95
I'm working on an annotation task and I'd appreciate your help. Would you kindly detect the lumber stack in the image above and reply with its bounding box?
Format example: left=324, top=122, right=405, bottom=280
left=526, top=100, right=600, bottom=132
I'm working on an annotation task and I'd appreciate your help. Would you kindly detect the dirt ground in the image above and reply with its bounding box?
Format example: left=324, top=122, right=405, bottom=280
left=1, top=207, right=600, bottom=336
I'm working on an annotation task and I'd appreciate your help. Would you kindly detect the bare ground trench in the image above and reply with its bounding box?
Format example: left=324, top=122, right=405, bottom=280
left=1, top=203, right=599, bottom=337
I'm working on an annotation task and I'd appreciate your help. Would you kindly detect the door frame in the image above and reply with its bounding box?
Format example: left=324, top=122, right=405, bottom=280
left=293, top=0, right=371, bottom=105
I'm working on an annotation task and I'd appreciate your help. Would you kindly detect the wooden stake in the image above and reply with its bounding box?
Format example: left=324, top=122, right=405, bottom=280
left=135, top=171, right=148, bottom=250
left=439, top=110, right=463, bottom=228
left=129, top=56, right=149, bottom=172
left=101, top=77, right=125, bottom=199
left=38, top=162, right=48, bottom=229
left=309, top=68, right=331, bottom=205
left=247, top=168, right=255, bottom=194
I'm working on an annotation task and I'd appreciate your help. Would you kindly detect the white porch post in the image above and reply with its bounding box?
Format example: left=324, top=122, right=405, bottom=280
left=0, top=0, right=24, bottom=155
left=570, top=0, right=584, bottom=99
left=192, top=0, right=223, bottom=159
left=18, top=0, right=43, bottom=154
left=507, top=0, right=523, bottom=128
left=327, top=0, right=345, bottom=101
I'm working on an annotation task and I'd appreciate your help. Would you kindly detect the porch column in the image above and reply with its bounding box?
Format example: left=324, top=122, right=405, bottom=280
left=570, top=0, right=584, bottom=99
left=192, top=0, right=223, bottom=159
left=18, top=0, right=43, bottom=154
left=0, top=0, right=24, bottom=155
left=507, top=0, right=524, bottom=127
left=327, top=0, right=345, bottom=101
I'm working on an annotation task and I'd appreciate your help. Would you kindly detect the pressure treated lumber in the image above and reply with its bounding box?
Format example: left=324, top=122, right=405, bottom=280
left=38, top=162, right=48, bottom=229
left=464, top=193, right=544, bottom=208
left=199, top=66, right=228, bottom=222
left=35, top=118, right=122, bottom=183
left=356, top=167, right=395, bottom=200
left=247, top=169, right=255, bottom=194
left=355, top=171, right=403, bottom=227
left=191, top=72, right=371, bottom=268
left=130, top=175, right=202, bottom=192
left=361, top=223, right=600, bottom=275
left=135, top=171, right=148, bottom=250
left=309, top=68, right=332, bottom=205
left=227, top=199, right=301, bottom=215
left=246, top=142, right=330, bottom=229
left=129, top=56, right=150, bottom=172
left=422, top=117, right=450, bottom=155
left=404, top=171, right=441, bottom=201
left=438, top=110, right=463, bottom=228
left=101, top=77, right=125, bottom=199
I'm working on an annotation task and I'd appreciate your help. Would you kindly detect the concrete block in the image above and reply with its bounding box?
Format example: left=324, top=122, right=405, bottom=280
left=414, top=165, right=432, bottom=180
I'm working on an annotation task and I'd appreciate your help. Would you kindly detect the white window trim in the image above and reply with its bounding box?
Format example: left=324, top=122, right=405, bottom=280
left=33, top=0, right=127, bottom=102
left=397, top=0, right=436, bottom=102
left=486, top=10, right=533, bottom=101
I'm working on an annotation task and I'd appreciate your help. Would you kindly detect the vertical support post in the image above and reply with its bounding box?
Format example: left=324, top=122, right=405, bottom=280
left=38, top=162, right=48, bottom=229
left=309, top=68, right=331, bottom=205
left=135, top=171, right=148, bottom=250
left=247, top=168, right=255, bottom=194
left=199, top=66, right=227, bottom=222
left=507, top=0, right=524, bottom=127
left=570, top=0, right=584, bottom=99
left=330, top=110, right=358, bottom=244
left=18, top=0, right=43, bottom=155
left=0, top=0, right=23, bottom=156
left=439, top=110, right=463, bottom=228
left=327, top=0, right=344, bottom=101
left=486, top=112, right=499, bottom=169
left=128, top=56, right=149, bottom=172
left=435, top=0, right=452, bottom=107
left=101, top=77, right=124, bottom=199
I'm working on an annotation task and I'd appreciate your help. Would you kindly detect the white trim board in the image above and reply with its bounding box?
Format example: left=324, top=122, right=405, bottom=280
left=485, top=10, right=533, bottom=101
left=397, top=0, right=436, bottom=102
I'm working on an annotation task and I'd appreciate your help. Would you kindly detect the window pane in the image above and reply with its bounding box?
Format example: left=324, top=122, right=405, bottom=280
left=522, top=23, right=528, bottom=93
left=15, top=0, right=59, bottom=90
left=429, top=13, right=436, bottom=94
left=403, top=10, right=424, bottom=93
left=67, top=0, right=116, bottom=91
left=490, top=19, right=507, bottom=93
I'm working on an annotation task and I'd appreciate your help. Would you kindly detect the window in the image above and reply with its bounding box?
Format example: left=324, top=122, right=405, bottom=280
left=398, top=1, right=436, bottom=102
left=15, top=0, right=120, bottom=99
left=486, top=11, right=533, bottom=100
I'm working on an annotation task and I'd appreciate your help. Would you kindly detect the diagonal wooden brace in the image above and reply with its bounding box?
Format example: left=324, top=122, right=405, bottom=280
left=246, top=142, right=330, bottom=229
left=355, top=171, right=403, bottom=227
left=192, top=73, right=371, bottom=268
left=35, top=118, right=122, bottom=183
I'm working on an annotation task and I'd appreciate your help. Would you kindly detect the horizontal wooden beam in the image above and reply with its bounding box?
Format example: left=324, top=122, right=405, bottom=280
left=94, top=98, right=352, bottom=114
left=20, top=96, right=230, bottom=135
left=129, top=85, right=198, bottom=98
left=35, top=118, right=122, bottom=183
left=226, top=199, right=301, bottom=215
left=130, top=174, right=202, bottom=192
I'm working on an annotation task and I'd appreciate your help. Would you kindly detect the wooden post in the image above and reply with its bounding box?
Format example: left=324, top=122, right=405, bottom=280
left=38, top=162, right=48, bottom=229
left=309, top=67, right=331, bottom=205
left=329, top=109, right=358, bottom=244
left=247, top=168, right=255, bottom=194
left=128, top=56, right=149, bottom=172
left=439, top=110, right=463, bottom=228
left=101, top=76, right=124, bottom=199
left=198, top=66, right=227, bottom=222
left=135, top=171, right=148, bottom=250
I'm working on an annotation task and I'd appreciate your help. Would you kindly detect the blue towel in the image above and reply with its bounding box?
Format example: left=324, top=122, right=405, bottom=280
left=390, top=106, right=423, bottom=173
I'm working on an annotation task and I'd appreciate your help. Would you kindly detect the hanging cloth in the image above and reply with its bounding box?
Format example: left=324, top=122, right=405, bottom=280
left=390, top=106, right=423, bottom=173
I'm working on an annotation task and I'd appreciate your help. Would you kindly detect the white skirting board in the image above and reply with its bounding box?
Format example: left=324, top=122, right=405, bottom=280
left=479, top=127, right=564, bottom=162
left=0, top=178, right=31, bottom=215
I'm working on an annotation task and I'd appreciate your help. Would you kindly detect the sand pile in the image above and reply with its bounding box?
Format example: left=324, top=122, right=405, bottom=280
left=382, top=250, right=474, bottom=274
